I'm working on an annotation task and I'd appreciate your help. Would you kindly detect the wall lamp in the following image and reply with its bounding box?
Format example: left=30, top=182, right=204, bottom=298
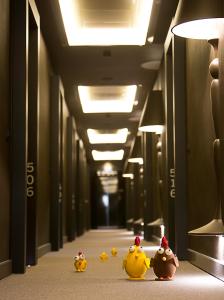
left=139, top=90, right=164, bottom=134
left=138, top=90, right=165, bottom=232
left=172, top=0, right=224, bottom=235
left=128, top=136, right=143, bottom=165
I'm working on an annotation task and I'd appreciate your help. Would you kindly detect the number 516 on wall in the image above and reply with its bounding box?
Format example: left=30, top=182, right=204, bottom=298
left=27, top=162, right=35, bottom=197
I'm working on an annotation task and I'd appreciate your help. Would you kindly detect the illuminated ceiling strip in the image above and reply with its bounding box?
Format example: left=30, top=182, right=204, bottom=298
left=87, top=128, right=128, bottom=144
left=92, top=150, right=124, bottom=161
left=58, top=0, right=153, bottom=46
left=78, top=85, right=137, bottom=113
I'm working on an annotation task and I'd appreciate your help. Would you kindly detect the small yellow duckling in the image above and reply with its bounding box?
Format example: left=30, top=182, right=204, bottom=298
left=111, top=247, right=118, bottom=257
left=74, top=252, right=87, bottom=272
left=123, top=236, right=150, bottom=280
left=99, top=251, right=109, bottom=261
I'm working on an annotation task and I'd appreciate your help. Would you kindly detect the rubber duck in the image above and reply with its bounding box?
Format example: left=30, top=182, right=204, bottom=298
left=111, top=247, right=118, bottom=257
left=99, top=251, right=109, bottom=261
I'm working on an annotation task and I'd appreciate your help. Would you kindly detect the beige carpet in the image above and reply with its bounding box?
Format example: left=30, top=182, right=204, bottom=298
left=0, top=229, right=223, bottom=300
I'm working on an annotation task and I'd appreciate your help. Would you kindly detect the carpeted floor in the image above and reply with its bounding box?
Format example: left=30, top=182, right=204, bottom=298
left=0, top=229, right=223, bottom=300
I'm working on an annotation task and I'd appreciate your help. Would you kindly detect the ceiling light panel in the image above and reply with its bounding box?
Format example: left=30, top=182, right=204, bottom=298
left=58, top=0, right=153, bottom=45
left=87, top=128, right=128, bottom=144
left=78, top=85, right=137, bottom=113
left=92, top=150, right=124, bottom=161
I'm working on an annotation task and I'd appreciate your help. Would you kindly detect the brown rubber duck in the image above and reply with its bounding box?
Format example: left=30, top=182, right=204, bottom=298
left=150, top=236, right=179, bottom=280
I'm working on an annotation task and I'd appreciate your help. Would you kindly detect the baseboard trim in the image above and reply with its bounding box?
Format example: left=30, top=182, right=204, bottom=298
left=0, top=260, right=12, bottom=280
left=38, top=243, right=51, bottom=258
left=188, top=249, right=224, bottom=282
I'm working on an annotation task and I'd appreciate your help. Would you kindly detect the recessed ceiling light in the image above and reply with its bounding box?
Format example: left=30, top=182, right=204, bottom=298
left=103, top=185, right=118, bottom=194
left=97, top=170, right=118, bottom=177
left=87, top=128, right=128, bottom=144
left=78, top=85, right=137, bottom=113
left=101, top=178, right=118, bottom=186
left=92, top=150, right=124, bottom=161
left=58, top=0, right=153, bottom=46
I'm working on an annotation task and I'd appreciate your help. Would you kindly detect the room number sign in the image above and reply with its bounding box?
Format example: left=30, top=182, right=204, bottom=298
left=27, top=161, right=35, bottom=197
left=170, top=168, right=175, bottom=198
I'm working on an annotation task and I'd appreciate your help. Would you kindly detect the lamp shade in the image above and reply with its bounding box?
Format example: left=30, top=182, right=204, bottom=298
left=139, top=91, right=164, bottom=133
left=128, top=136, right=143, bottom=164
left=172, top=0, right=224, bottom=40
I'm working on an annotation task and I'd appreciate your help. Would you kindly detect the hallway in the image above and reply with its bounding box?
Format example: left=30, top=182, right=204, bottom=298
left=0, top=230, right=223, bottom=300
left=2, top=0, right=224, bottom=293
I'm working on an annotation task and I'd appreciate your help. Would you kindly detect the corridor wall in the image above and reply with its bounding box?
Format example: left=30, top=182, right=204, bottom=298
left=0, top=0, right=90, bottom=279
left=37, top=33, right=52, bottom=256
left=0, top=0, right=10, bottom=280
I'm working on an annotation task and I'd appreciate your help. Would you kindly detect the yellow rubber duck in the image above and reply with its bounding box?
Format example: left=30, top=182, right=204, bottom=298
left=123, top=236, right=150, bottom=280
left=74, top=252, right=87, bottom=272
left=111, top=247, right=118, bottom=257
left=99, top=251, right=109, bottom=261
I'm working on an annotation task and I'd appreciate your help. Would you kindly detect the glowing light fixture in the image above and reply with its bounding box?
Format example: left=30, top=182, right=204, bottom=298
left=172, top=0, right=224, bottom=39
left=101, top=178, right=118, bottom=186
left=92, top=150, right=124, bottom=161
left=128, top=157, right=143, bottom=164
left=58, top=0, right=153, bottom=46
left=128, top=136, right=143, bottom=164
left=78, top=85, right=137, bottom=113
left=139, top=91, right=164, bottom=134
left=97, top=170, right=118, bottom=177
left=102, top=194, right=109, bottom=207
left=122, top=173, right=134, bottom=179
left=172, top=0, right=224, bottom=235
left=147, top=36, right=154, bottom=43
left=87, top=128, right=128, bottom=144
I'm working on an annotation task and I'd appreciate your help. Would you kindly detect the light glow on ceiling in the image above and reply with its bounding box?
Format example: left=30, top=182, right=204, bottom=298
left=78, top=85, right=137, bottom=113
left=58, top=0, right=153, bottom=46
left=87, top=128, right=128, bottom=144
left=92, top=150, right=124, bottom=161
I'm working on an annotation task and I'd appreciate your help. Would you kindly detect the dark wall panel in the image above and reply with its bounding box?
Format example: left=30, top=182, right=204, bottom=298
left=186, top=39, right=217, bottom=230
left=0, top=0, right=10, bottom=263
left=62, top=98, right=69, bottom=239
left=37, top=34, right=52, bottom=246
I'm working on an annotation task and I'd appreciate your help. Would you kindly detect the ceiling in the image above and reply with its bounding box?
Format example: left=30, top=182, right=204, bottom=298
left=35, top=0, right=179, bottom=172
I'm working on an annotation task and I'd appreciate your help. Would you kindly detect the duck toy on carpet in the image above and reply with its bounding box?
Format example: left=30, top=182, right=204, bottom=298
left=74, top=251, right=87, bottom=272
left=111, top=247, right=118, bottom=257
left=150, top=236, right=179, bottom=280
left=123, top=236, right=150, bottom=280
left=99, top=251, right=109, bottom=261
